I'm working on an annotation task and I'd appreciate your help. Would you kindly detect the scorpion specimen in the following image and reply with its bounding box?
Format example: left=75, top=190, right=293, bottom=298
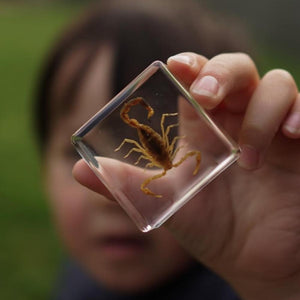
left=115, top=97, right=201, bottom=198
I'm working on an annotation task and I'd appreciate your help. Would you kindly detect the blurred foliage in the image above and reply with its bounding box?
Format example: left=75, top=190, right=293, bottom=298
left=0, top=1, right=298, bottom=299
left=0, top=3, right=82, bottom=299
left=204, top=0, right=300, bottom=56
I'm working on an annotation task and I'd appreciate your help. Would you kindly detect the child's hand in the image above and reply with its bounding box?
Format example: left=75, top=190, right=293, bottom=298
left=73, top=52, right=300, bottom=300
left=166, top=52, right=300, bottom=300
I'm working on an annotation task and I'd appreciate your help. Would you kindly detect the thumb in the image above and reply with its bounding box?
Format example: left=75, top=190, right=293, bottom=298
left=72, top=159, right=114, bottom=199
left=72, top=157, right=197, bottom=231
left=72, top=158, right=170, bottom=198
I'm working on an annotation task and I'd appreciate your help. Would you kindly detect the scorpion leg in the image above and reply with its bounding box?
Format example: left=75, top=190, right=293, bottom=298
left=115, top=139, right=154, bottom=167
left=164, top=123, right=179, bottom=148
left=170, top=144, right=185, bottom=160
left=115, top=138, right=143, bottom=152
left=160, top=112, right=178, bottom=147
left=134, top=154, right=151, bottom=165
left=172, top=150, right=201, bottom=175
left=169, top=135, right=185, bottom=156
left=141, top=169, right=167, bottom=198
left=145, top=162, right=154, bottom=168
left=145, top=161, right=161, bottom=169
left=124, top=147, right=145, bottom=159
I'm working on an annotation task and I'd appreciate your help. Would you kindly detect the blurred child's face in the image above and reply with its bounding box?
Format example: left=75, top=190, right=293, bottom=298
left=44, top=44, right=193, bottom=292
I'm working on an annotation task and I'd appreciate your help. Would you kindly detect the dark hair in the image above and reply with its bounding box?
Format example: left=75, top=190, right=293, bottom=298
left=35, top=0, right=250, bottom=151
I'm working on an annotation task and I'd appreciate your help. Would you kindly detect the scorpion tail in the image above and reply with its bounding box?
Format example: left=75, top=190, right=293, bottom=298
left=120, top=97, right=154, bottom=128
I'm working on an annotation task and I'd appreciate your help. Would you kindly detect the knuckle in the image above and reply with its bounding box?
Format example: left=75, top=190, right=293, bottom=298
left=234, top=52, right=254, bottom=64
left=204, top=52, right=257, bottom=82
left=264, top=69, right=297, bottom=92
left=237, top=52, right=257, bottom=72
left=203, top=58, right=231, bottom=81
left=214, top=52, right=254, bottom=67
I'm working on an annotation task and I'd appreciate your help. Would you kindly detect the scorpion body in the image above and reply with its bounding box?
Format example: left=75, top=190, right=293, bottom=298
left=115, top=97, right=201, bottom=197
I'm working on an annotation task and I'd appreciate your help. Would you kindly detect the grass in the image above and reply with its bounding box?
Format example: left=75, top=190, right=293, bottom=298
left=256, top=44, right=300, bottom=81
left=0, top=2, right=299, bottom=299
left=0, top=3, right=81, bottom=299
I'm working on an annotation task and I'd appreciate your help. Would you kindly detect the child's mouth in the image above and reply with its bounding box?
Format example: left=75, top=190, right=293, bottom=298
left=95, top=235, right=148, bottom=260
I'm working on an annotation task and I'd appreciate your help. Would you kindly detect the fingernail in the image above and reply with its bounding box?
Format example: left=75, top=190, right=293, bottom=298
left=283, top=112, right=300, bottom=135
left=191, top=75, right=219, bottom=97
left=167, top=54, right=195, bottom=66
left=239, top=144, right=261, bottom=170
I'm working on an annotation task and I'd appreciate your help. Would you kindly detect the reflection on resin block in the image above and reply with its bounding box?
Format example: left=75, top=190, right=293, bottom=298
left=72, top=61, right=240, bottom=232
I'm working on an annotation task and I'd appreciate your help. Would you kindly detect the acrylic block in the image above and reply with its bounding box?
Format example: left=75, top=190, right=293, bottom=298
left=72, top=61, right=240, bottom=232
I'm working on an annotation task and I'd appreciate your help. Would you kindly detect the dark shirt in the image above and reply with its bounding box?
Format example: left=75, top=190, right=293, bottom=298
left=54, top=260, right=240, bottom=300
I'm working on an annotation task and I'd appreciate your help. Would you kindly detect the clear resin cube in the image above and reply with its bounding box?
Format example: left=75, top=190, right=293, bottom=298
left=72, top=61, right=240, bottom=232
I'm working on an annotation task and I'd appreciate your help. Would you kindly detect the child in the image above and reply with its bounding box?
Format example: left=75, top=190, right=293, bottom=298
left=37, top=0, right=300, bottom=299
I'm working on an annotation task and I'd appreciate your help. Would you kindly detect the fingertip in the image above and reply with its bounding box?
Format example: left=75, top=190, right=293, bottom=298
left=167, top=52, right=207, bottom=86
left=167, top=53, right=196, bottom=67
left=282, top=113, right=300, bottom=139
left=190, top=75, right=221, bottom=109
left=282, top=94, right=300, bottom=139
left=72, top=159, right=94, bottom=186
left=188, top=53, right=259, bottom=110
left=72, top=159, right=86, bottom=180
left=72, top=159, right=108, bottom=195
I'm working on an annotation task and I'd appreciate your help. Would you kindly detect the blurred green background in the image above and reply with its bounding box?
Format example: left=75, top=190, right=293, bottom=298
left=0, top=2, right=81, bottom=299
left=0, top=1, right=299, bottom=299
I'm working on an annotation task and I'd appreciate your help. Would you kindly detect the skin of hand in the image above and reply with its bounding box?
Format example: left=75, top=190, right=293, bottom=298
left=73, top=52, right=300, bottom=300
